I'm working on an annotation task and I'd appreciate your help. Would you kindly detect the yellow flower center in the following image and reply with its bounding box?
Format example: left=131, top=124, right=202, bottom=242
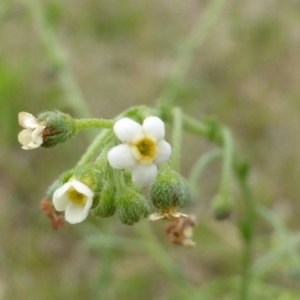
left=67, top=187, right=87, bottom=205
left=132, top=136, right=157, bottom=163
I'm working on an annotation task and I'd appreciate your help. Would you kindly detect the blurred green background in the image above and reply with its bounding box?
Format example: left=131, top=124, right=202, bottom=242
left=1, top=0, right=300, bottom=299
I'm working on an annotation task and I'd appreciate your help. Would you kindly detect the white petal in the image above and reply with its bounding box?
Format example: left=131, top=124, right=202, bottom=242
left=18, top=112, right=38, bottom=129
left=18, top=127, right=44, bottom=150
left=142, top=116, right=165, bottom=140
left=52, top=182, right=73, bottom=211
left=53, top=193, right=70, bottom=211
left=154, top=140, right=171, bottom=165
left=107, top=144, right=136, bottom=169
left=70, top=180, right=94, bottom=197
left=132, top=163, right=158, bottom=187
left=65, top=203, right=89, bottom=224
left=53, top=182, right=73, bottom=198
left=31, top=126, right=45, bottom=143
left=22, top=142, right=40, bottom=150
left=114, top=118, right=143, bottom=143
left=18, top=129, right=33, bottom=147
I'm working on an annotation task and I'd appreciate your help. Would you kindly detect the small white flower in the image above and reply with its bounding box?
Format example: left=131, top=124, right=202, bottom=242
left=107, top=116, right=171, bottom=187
left=18, top=112, right=45, bottom=150
left=52, top=179, right=94, bottom=224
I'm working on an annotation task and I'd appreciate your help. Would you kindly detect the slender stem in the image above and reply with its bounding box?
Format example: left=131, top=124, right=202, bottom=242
left=238, top=177, right=255, bottom=300
left=25, top=0, right=91, bottom=118
left=135, top=221, right=191, bottom=289
left=160, top=0, right=225, bottom=105
left=76, top=129, right=112, bottom=166
left=188, top=149, right=222, bottom=196
left=256, top=206, right=300, bottom=270
left=75, top=119, right=114, bottom=131
left=253, top=232, right=300, bottom=276
left=219, top=128, right=234, bottom=198
left=182, top=114, right=220, bottom=143
left=171, top=107, right=183, bottom=172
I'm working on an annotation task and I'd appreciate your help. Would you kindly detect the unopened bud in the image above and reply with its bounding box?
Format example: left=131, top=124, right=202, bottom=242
left=150, top=164, right=186, bottom=210
left=116, top=187, right=150, bottom=225
left=211, top=194, right=233, bottom=220
left=94, top=182, right=116, bottom=218
left=37, top=111, right=77, bottom=148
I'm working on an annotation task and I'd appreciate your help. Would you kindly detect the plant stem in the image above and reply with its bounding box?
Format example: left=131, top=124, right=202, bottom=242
left=76, top=129, right=112, bottom=166
left=25, top=0, right=91, bottom=118
left=160, top=0, right=225, bottom=105
left=238, top=177, right=255, bottom=300
left=135, top=221, right=191, bottom=289
left=75, top=119, right=114, bottom=131
left=188, top=149, right=222, bottom=196
left=219, top=128, right=234, bottom=199
left=182, top=114, right=220, bottom=143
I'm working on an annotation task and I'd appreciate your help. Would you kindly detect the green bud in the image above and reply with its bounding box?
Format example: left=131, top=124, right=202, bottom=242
left=211, top=194, right=233, bottom=220
left=94, top=182, right=116, bottom=218
left=150, top=164, right=185, bottom=210
left=116, top=187, right=150, bottom=225
left=37, top=111, right=77, bottom=148
left=234, top=157, right=250, bottom=181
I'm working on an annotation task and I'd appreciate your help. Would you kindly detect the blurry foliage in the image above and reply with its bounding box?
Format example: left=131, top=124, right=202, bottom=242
left=1, top=0, right=300, bottom=299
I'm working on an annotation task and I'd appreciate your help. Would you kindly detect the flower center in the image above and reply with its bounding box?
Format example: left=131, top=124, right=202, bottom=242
left=67, top=188, right=87, bottom=205
left=132, top=136, right=157, bottom=163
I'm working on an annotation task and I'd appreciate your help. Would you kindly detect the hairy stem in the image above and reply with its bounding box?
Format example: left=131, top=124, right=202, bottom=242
left=75, top=119, right=114, bottom=130
left=25, top=0, right=91, bottom=118
left=160, top=0, right=225, bottom=104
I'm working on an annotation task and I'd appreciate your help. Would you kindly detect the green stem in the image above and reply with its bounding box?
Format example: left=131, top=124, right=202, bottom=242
left=253, top=232, right=300, bottom=276
left=160, top=0, right=224, bottom=104
left=171, top=107, right=183, bottom=172
left=76, top=129, right=112, bottom=166
left=25, top=0, right=91, bottom=118
left=219, top=128, right=234, bottom=198
left=135, top=221, right=192, bottom=289
left=182, top=114, right=220, bottom=143
left=75, top=119, right=114, bottom=131
left=256, top=206, right=300, bottom=271
left=238, top=177, right=255, bottom=300
left=188, top=149, right=222, bottom=196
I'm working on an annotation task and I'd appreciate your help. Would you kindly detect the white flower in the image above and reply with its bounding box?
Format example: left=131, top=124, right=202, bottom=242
left=18, top=112, right=45, bottom=150
left=107, top=116, right=171, bottom=187
left=52, top=179, right=94, bottom=224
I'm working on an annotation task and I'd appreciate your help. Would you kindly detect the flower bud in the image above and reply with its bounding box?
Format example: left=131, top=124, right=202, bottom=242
left=116, top=187, right=150, bottom=225
left=150, top=164, right=186, bottom=210
left=94, top=182, right=116, bottom=218
left=211, top=194, right=233, bottom=220
left=37, top=111, right=77, bottom=148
